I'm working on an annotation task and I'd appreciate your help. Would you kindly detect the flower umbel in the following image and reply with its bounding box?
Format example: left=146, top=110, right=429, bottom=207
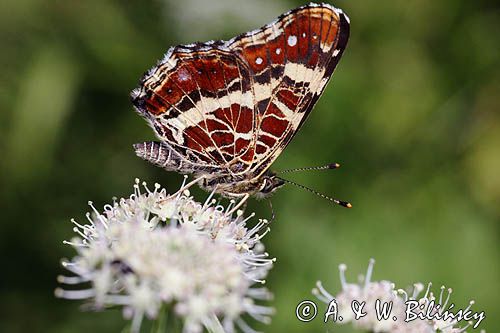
left=313, top=259, right=485, bottom=333
left=56, top=178, right=274, bottom=333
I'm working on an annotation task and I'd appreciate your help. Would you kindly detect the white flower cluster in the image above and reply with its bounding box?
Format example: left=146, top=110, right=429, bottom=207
left=314, top=259, right=484, bottom=333
left=56, top=178, right=274, bottom=333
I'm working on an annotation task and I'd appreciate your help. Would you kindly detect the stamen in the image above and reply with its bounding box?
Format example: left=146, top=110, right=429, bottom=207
left=464, top=300, right=475, bottom=313
left=398, top=289, right=409, bottom=301
left=247, top=310, right=272, bottom=324
left=423, top=282, right=432, bottom=300
left=247, top=288, right=273, bottom=300
left=249, top=304, right=275, bottom=315
left=226, top=199, right=236, bottom=214
left=457, top=322, right=472, bottom=333
left=57, top=275, right=89, bottom=284
left=240, top=212, right=256, bottom=226
left=312, top=287, right=330, bottom=303
left=315, top=280, right=335, bottom=300
left=103, top=295, right=132, bottom=305
left=438, top=285, right=445, bottom=305
left=202, top=189, right=217, bottom=209
left=439, top=313, right=460, bottom=330
left=72, top=227, right=89, bottom=240
left=412, top=283, right=424, bottom=299
left=71, top=218, right=88, bottom=231
left=141, top=181, right=150, bottom=194
left=134, top=180, right=141, bottom=196
left=54, top=288, right=96, bottom=299
left=364, top=258, right=375, bottom=289
left=236, top=317, right=260, bottom=333
left=442, top=288, right=452, bottom=310
left=63, top=240, right=86, bottom=247
left=256, top=227, right=271, bottom=240
left=88, top=202, right=108, bottom=229
left=338, top=263, right=347, bottom=290
left=175, top=175, right=203, bottom=197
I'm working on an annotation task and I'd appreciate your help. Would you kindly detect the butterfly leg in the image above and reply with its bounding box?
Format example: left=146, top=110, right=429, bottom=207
left=227, top=193, right=250, bottom=216
left=267, top=199, right=276, bottom=223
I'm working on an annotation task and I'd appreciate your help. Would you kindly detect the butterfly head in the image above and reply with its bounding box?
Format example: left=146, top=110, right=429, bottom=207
left=255, top=172, right=286, bottom=199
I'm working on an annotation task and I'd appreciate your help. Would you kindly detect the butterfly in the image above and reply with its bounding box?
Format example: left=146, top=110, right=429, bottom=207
left=131, top=3, right=350, bottom=200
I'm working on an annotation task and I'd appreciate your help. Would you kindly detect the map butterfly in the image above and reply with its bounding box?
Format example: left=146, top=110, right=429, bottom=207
left=131, top=3, right=350, bottom=202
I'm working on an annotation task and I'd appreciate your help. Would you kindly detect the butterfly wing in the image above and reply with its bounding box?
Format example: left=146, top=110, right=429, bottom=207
left=131, top=42, right=258, bottom=176
left=228, top=4, right=350, bottom=176
left=131, top=3, right=349, bottom=183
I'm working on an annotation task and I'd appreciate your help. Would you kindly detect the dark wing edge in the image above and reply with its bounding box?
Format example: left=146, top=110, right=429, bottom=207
left=242, top=4, right=350, bottom=176
left=295, top=6, right=350, bottom=134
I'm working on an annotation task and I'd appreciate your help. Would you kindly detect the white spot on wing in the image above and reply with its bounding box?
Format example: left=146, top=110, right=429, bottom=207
left=333, top=49, right=340, bottom=57
left=255, top=57, right=263, bottom=65
left=287, top=35, right=297, bottom=47
left=276, top=48, right=281, bottom=55
left=178, top=68, right=190, bottom=81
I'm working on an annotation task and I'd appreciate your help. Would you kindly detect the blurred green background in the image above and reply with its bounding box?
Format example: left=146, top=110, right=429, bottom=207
left=1, top=0, right=498, bottom=332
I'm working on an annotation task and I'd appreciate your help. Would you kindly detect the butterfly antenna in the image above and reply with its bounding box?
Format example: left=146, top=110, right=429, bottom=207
left=276, top=176, right=352, bottom=208
left=278, top=163, right=341, bottom=174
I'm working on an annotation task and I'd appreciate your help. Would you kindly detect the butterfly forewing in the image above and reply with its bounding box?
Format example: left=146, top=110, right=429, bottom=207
left=226, top=4, right=349, bottom=176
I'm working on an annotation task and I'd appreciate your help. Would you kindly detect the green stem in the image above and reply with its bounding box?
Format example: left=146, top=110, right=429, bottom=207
left=166, top=308, right=183, bottom=333
left=150, top=305, right=183, bottom=333
left=151, top=305, right=168, bottom=333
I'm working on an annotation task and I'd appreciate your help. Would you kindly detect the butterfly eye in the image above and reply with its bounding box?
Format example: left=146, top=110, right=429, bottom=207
left=262, top=178, right=274, bottom=193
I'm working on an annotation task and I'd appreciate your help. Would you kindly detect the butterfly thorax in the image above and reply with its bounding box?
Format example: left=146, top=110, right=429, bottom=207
left=200, top=171, right=285, bottom=198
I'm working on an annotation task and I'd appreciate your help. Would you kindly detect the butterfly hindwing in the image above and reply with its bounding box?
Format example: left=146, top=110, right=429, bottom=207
left=132, top=44, right=258, bottom=175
